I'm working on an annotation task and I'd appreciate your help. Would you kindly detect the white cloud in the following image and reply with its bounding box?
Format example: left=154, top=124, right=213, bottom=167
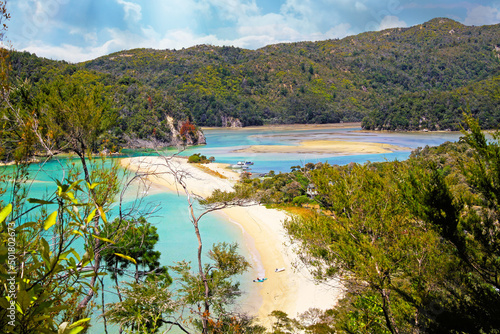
left=355, top=2, right=368, bottom=11
left=203, top=0, right=259, bottom=20
left=69, top=27, right=98, bottom=43
left=8, top=0, right=358, bottom=61
left=378, top=15, right=407, bottom=30
left=116, top=0, right=142, bottom=23
left=19, top=41, right=112, bottom=63
left=464, top=5, right=500, bottom=26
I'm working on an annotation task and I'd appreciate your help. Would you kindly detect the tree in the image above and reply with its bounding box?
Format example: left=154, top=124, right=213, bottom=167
left=402, top=115, right=500, bottom=332
left=102, top=217, right=164, bottom=285
left=458, top=114, right=500, bottom=290
left=284, top=162, right=455, bottom=333
left=0, top=59, right=124, bottom=333
left=104, top=276, right=179, bottom=334
left=171, top=242, right=250, bottom=333
left=0, top=177, right=112, bottom=333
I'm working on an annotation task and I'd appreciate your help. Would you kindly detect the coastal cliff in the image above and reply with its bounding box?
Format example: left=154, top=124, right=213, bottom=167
left=123, top=116, right=206, bottom=149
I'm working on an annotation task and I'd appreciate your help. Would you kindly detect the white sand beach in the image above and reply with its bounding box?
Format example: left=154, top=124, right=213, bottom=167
left=120, top=156, right=343, bottom=328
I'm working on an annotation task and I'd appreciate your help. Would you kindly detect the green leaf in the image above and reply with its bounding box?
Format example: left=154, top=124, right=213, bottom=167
left=66, top=179, right=83, bottom=193
left=81, top=248, right=94, bottom=265
left=40, top=238, right=51, bottom=266
left=67, top=327, right=84, bottom=334
left=15, top=221, right=37, bottom=231
left=27, top=198, right=55, bottom=205
left=91, top=234, right=115, bottom=244
left=114, top=253, right=137, bottom=264
left=70, top=249, right=81, bottom=262
left=44, top=211, right=58, bottom=230
left=65, top=192, right=77, bottom=204
left=0, top=204, right=12, bottom=224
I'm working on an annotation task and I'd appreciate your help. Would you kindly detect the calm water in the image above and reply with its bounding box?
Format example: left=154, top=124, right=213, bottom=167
left=2, top=126, right=462, bottom=333
left=176, top=126, right=463, bottom=174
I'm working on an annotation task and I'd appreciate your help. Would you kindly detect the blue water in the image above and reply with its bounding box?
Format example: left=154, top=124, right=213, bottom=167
left=177, top=127, right=463, bottom=174
left=1, top=126, right=462, bottom=333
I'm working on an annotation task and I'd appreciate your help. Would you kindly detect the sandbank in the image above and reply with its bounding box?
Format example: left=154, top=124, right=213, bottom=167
left=234, top=139, right=409, bottom=155
left=120, top=156, right=342, bottom=328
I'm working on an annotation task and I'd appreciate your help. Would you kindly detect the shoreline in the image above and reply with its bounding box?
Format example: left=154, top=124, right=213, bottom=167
left=120, top=156, right=342, bottom=328
left=201, top=122, right=361, bottom=131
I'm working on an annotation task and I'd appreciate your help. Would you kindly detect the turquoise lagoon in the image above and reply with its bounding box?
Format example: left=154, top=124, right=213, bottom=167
left=1, top=126, right=462, bottom=333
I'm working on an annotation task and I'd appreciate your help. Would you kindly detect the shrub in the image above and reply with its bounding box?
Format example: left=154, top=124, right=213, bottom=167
left=188, top=153, right=201, bottom=163
left=292, top=195, right=311, bottom=206
left=188, top=153, right=210, bottom=163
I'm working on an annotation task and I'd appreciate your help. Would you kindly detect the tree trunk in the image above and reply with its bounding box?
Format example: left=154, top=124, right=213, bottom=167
left=194, top=221, right=210, bottom=334
left=186, top=189, right=210, bottom=334
left=380, top=288, right=399, bottom=334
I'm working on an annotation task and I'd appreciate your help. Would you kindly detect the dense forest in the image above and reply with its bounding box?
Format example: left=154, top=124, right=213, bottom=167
left=7, top=18, right=500, bottom=138
left=4, top=52, right=206, bottom=156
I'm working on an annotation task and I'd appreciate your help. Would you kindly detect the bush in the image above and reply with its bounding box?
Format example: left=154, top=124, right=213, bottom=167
left=188, top=153, right=210, bottom=163
left=188, top=154, right=201, bottom=163
left=292, top=195, right=311, bottom=206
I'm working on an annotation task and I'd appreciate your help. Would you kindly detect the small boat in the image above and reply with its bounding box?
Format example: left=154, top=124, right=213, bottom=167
left=275, top=267, right=285, bottom=273
left=229, top=163, right=249, bottom=169
left=230, top=161, right=252, bottom=169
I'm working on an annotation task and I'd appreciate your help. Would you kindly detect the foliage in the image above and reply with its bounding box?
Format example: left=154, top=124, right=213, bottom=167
left=5, top=52, right=203, bottom=151
left=246, top=116, right=500, bottom=333
left=0, top=177, right=111, bottom=333
left=362, top=76, right=500, bottom=131
left=104, top=276, right=177, bottom=334
left=101, top=216, right=165, bottom=282
left=171, top=242, right=251, bottom=332
left=241, top=164, right=318, bottom=204
left=188, top=153, right=211, bottom=164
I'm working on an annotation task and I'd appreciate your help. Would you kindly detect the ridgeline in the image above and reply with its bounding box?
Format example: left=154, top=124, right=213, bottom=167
left=8, top=18, right=500, bottom=147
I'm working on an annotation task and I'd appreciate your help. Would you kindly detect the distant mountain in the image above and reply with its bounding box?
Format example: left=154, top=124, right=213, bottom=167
left=9, top=18, right=500, bottom=135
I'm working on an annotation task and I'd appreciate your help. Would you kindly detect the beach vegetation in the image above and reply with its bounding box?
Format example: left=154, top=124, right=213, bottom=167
left=188, top=153, right=211, bottom=164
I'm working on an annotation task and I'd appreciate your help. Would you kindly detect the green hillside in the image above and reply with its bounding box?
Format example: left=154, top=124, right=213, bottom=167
left=8, top=17, right=500, bottom=135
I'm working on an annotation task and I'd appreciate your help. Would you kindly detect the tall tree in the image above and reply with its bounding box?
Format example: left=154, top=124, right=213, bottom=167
left=285, top=162, right=456, bottom=333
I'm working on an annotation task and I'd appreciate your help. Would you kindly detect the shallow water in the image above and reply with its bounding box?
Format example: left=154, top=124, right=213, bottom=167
left=177, top=126, right=462, bottom=174
left=1, top=126, right=462, bottom=333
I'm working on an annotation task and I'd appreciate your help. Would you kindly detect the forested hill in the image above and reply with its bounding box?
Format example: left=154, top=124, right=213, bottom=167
left=11, top=18, right=500, bottom=132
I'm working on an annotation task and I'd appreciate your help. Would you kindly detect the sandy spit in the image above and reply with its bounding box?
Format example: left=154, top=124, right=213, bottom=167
left=120, top=156, right=342, bottom=328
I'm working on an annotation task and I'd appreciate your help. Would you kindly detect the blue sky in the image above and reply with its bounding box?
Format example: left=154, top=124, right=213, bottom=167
left=4, top=0, right=500, bottom=63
